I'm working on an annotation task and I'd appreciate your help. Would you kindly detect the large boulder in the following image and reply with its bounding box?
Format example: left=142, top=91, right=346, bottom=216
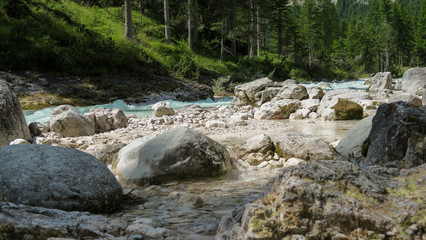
left=0, top=145, right=122, bottom=212
left=117, top=126, right=234, bottom=186
left=369, top=72, right=392, bottom=91
left=0, top=202, right=127, bottom=239
left=152, top=101, right=175, bottom=117
left=254, top=99, right=301, bottom=120
left=336, top=115, right=373, bottom=159
left=318, top=89, right=367, bottom=120
left=274, top=84, right=308, bottom=100
left=254, top=87, right=281, bottom=105
left=0, top=80, right=31, bottom=147
left=218, top=160, right=425, bottom=239
left=362, top=102, right=426, bottom=168
left=401, top=67, right=426, bottom=96
left=275, top=132, right=334, bottom=160
left=49, top=105, right=95, bottom=137
left=231, top=78, right=274, bottom=106
left=86, top=107, right=128, bottom=133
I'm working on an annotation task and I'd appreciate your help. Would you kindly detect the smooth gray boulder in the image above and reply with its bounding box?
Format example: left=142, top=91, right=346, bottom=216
left=336, top=115, right=373, bottom=159
left=275, top=84, right=308, bottom=100
left=0, top=145, right=122, bottom=212
left=275, top=132, right=334, bottom=160
left=369, top=72, right=392, bottom=91
left=118, top=127, right=234, bottom=186
left=231, top=78, right=274, bottom=106
left=362, top=101, right=426, bottom=168
left=86, top=107, right=128, bottom=133
left=0, top=80, right=31, bottom=147
left=152, top=101, right=175, bottom=117
left=389, top=92, right=422, bottom=107
left=50, top=105, right=95, bottom=137
left=401, top=67, right=426, bottom=96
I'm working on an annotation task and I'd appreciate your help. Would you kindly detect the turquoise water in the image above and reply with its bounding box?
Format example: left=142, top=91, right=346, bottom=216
left=23, top=80, right=368, bottom=124
left=23, top=97, right=233, bottom=123
left=301, top=79, right=368, bottom=90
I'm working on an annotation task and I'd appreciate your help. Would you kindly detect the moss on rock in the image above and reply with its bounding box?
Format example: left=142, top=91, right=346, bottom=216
left=331, top=98, right=363, bottom=120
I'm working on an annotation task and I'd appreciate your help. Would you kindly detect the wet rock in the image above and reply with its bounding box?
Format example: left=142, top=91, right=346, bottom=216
left=231, top=78, right=274, bottom=106
left=0, top=202, right=127, bottom=239
left=336, top=116, right=373, bottom=160
left=178, top=194, right=205, bottom=208
left=369, top=72, right=393, bottom=91
left=87, top=107, right=128, bottom=133
left=0, top=144, right=122, bottom=212
left=246, top=153, right=268, bottom=165
left=152, top=101, right=175, bottom=117
left=50, top=105, right=95, bottom=137
left=126, top=223, right=171, bottom=239
left=255, top=99, right=301, bottom=120
left=28, top=121, right=49, bottom=137
left=389, top=92, right=422, bottom=107
left=275, top=132, right=334, bottom=160
left=275, top=84, right=308, bottom=100
left=400, top=67, right=426, bottom=96
left=362, top=101, right=426, bottom=168
left=0, top=80, right=31, bottom=147
left=117, top=127, right=234, bottom=186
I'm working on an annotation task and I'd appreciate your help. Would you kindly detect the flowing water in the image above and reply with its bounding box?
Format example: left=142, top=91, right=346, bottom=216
left=22, top=80, right=365, bottom=238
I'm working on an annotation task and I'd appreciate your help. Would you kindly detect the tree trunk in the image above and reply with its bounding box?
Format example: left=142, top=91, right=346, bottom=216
left=220, top=21, right=224, bottom=64
left=249, top=0, right=255, bottom=58
left=256, top=6, right=260, bottom=57
left=164, top=0, right=171, bottom=44
left=193, top=0, right=198, bottom=43
left=188, top=0, right=191, bottom=49
left=125, top=0, right=133, bottom=39
left=230, top=0, right=236, bottom=56
left=277, top=1, right=282, bottom=57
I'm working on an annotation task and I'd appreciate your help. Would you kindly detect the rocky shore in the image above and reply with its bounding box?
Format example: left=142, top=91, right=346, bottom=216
left=0, top=68, right=425, bottom=239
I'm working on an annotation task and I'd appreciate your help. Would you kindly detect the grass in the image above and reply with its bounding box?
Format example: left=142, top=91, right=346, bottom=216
left=0, top=0, right=365, bottom=92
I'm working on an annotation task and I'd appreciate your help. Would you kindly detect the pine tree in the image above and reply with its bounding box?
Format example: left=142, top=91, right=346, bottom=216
left=414, top=0, right=426, bottom=65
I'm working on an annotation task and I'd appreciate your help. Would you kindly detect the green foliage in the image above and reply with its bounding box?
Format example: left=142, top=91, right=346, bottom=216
left=0, top=0, right=146, bottom=75
left=290, top=68, right=310, bottom=81
left=212, top=76, right=235, bottom=96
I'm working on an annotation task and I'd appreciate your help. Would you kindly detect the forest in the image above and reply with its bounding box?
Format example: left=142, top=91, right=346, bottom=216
left=0, top=0, right=425, bottom=82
